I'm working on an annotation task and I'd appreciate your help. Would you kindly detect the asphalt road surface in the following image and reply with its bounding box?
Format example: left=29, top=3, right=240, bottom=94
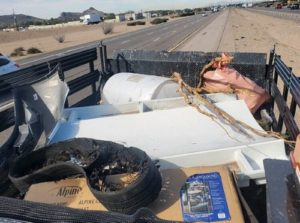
left=17, top=12, right=219, bottom=68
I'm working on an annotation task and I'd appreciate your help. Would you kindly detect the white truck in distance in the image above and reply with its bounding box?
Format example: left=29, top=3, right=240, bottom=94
left=81, top=14, right=101, bottom=25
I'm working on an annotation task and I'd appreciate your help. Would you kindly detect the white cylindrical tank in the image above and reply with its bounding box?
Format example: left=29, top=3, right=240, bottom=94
left=102, top=73, right=181, bottom=104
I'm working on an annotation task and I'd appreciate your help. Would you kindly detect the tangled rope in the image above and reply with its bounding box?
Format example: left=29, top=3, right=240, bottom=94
left=171, top=72, right=296, bottom=146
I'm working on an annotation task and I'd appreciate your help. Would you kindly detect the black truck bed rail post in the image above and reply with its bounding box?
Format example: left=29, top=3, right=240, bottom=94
left=271, top=53, right=300, bottom=141
left=0, top=47, right=101, bottom=139
left=266, top=46, right=275, bottom=93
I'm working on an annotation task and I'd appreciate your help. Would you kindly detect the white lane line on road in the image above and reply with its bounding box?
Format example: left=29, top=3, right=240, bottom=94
left=121, top=40, right=130, bottom=44
left=147, top=32, right=154, bottom=35
left=153, top=37, right=161, bottom=42
left=172, top=30, right=177, bottom=33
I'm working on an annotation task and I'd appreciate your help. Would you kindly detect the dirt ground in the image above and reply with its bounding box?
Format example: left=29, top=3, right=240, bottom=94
left=179, top=8, right=300, bottom=76
left=0, top=22, right=152, bottom=60
left=180, top=8, right=300, bottom=128
left=221, top=9, right=300, bottom=128
left=221, top=8, right=300, bottom=76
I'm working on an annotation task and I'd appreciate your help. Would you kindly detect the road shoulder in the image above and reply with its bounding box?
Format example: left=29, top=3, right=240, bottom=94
left=178, top=10, right=234, bottom=52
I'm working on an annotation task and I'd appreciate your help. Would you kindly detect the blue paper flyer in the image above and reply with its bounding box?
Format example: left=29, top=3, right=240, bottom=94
left=180, top=172, right=231, bottom=222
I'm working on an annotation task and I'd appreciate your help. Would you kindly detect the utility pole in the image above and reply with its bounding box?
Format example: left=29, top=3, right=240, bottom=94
left=13, top=9, right=18, bottom=31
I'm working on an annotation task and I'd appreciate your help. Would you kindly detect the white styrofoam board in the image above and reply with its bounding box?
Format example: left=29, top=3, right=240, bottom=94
left=49, top=99, right=286, bottom=181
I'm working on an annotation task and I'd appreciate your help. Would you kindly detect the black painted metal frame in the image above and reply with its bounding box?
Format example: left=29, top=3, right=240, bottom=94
left=267, top=48, right=300, bottom=141
left=0, top=48, right=100, bottom=132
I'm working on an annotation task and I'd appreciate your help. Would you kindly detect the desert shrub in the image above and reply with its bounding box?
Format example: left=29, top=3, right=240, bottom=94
left=179, top=12, right=195, bottom=17
left=15, top=47, right=26, bottom=52
left=127, top=22, right=137, bottom=26
left=101, top=22, right=114, bottom=35
left=127, top=21, right=146, bottom=26
left=54, top=34, right=65, bottom=43
left=10, top=47, right=25, bottom=57
left=27, top=47, right=42, bottom=54
left=135, top=21, right=146, bottom=25
left=10, top=52, right=22, bottom=57
left=150, top=18, right=168, bottom=25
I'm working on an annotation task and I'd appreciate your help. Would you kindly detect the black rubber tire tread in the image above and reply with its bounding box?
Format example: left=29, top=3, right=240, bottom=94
left=87, top=146, right=162, bottom=214
left=94, top=163, right=161, bottom=206
left=0, top=196, right=178, bottom=223
left=99, top=166, right=162, bottom=214
left=9, top=138, right=163, bottom=214
left=0, top=128, right=19, bottom=196
left=0, top=180, right=19, bottom=197
left=90, top=154, right=155, bottom=202
left=10, top=162, right=85, bottom=194
left=9, top=138, right=100, bottom=193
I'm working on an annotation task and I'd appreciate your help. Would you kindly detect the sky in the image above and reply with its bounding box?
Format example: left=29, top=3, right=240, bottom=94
left=0, top=0, right=253, bottom=19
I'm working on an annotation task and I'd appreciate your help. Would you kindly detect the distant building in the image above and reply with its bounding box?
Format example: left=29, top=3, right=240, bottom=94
left=2, top=28, right=16, bottom=32
left=143, top=12, right=152, bottom=20
left=125, top=13, right=134, bottom=20
left=132, top=12, right=143, bottom=20
left=115, top=14, right=126, bottom=22
left=125, top=12, right=143, bottom=21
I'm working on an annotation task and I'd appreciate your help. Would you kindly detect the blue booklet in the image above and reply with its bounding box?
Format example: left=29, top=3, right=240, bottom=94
left=180, top=172, right=231, bottom=222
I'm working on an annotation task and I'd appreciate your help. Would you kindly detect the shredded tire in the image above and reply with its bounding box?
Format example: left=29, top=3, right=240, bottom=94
left=9, top=138, right=162, bottom=214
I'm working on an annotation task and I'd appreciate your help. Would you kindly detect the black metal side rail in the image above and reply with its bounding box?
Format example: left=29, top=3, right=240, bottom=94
left=0, top=47, right=101, bottom=132
left=0, top=48, right=97, bottom=94
left=269, top=51, right=300, bottom=141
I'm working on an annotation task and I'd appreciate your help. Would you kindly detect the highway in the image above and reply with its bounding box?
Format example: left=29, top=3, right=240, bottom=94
left=17, top=12, right=219, bottom=67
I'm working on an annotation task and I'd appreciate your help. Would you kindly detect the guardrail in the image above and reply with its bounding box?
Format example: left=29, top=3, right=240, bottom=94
left=268, top=48, right=300, bottom=141
left=249, top=8, right=300, bottom=21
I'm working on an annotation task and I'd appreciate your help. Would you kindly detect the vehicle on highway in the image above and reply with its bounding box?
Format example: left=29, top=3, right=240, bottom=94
left=290, top=3, right=299, bottom=10
left=0, top=54, right=19, bottom=75
left=201, top=13, right=208, bottom=17
left=275, top=2, right=283, bottom=9
left=81, top=14, right=102, bottom=25
left=242, top=3, right=253, bottom=8
left=212, top=7, right=219, bottom=13
left=265, top=3, right=273, bottom=7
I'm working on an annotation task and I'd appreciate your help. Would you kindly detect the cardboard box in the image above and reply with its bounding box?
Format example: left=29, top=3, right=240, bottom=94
left=25, top=178, right=106, bottom=211
left=149, top=165, right=244, bottom=222
left=25, top=165, right=243, bottom=222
